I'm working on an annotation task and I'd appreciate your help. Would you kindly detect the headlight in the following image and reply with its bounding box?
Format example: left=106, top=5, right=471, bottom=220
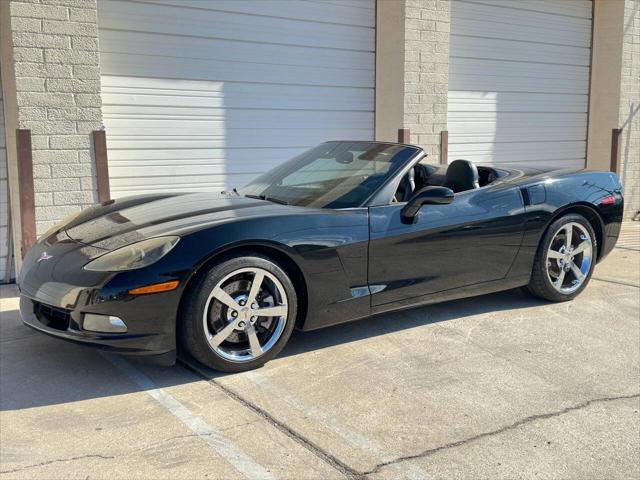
left=84, top=236, right=180, bottom=272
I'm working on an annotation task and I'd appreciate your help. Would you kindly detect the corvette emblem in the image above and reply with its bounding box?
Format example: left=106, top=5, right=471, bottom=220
left=37, top=252, right=53, bottom=263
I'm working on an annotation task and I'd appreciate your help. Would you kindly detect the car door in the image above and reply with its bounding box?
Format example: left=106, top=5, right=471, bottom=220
left=368, top=184, right=525, bottom=308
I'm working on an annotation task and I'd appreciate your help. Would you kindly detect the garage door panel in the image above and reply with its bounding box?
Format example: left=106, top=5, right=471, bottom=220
left=103, top=108, right=373, bottom=125
left=448, top=92, right=588, bottom=113
left=449, top=73, right=589, bottom=94
left=99, top=0, right=375, bottom=194
left=138, top=0, right=375, bottom=28
left=448, top=128, right=587, bottom=144
left=100, top=31, right=374, bottom=71
left=109, top=172, right=274, bottom=193
left=452, top=2, right=591, bottom=42
left=101, top=79, right=373, bottom=112
left=109, top=147, right=305, bottom=163
left=99, top=1, right=374, bottom=52
left=448, top=0, right=592, bottom=169
left=105, top=111, right=372, bottom=135
left=450, top=36, right=590, bottom=66
left=110, top=156, right=294, bottom=178
left=100, top=52, right=374, bottom=88
left=106, top=127, right=370, bottom=152
left=467, top=0, right=592, bottom=19
left=449, top=140, right=587, bottom=163
left=448, top=111, right=588, bottom=124
left=449, top=59, right=590, bottom=85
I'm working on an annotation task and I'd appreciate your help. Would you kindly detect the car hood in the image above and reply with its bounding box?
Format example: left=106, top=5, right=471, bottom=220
left=62, top=192, right=289, bottom=251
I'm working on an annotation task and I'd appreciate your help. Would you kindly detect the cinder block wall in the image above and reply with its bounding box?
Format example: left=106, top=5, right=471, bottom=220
left=619, top=0, right=639, bottom=219
left=6, top=0, right=102, bottom=234
left=376, top=0, right=450, bottom=163
left=403, top=0, right=450, bottom=162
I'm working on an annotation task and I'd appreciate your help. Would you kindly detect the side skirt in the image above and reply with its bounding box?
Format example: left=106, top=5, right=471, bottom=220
left=371, top=274, right=532, bottom=316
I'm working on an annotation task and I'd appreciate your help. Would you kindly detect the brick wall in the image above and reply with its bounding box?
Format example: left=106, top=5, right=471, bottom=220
left=619, top=0, right=640, bottom=219
left=7, top=0, right=101, bottom=234
left=403, top=0, right=450, bottom=163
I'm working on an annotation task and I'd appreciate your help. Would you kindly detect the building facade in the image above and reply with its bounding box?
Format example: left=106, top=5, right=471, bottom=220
left=0, top=0, right=638, bottom=280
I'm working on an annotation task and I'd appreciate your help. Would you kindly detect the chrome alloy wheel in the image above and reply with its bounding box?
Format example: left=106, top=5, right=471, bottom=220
left=546, top=222, right=593, bottom=295
left=203, top=267, right=288, bottom=362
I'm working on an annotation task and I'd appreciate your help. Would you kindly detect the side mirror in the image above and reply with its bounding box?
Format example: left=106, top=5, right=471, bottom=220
left=401, top=186, right=454, bottom=223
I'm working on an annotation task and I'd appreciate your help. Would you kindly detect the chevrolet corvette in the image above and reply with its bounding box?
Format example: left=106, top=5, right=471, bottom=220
left=19, top=141, right=624, bottom=372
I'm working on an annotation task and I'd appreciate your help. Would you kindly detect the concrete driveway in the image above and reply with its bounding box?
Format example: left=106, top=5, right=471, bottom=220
left=1, top=233, right=639, bottom=479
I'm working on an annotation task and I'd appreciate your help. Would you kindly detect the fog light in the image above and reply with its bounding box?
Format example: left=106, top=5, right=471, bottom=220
left=83, top=314, right=127, bottom=333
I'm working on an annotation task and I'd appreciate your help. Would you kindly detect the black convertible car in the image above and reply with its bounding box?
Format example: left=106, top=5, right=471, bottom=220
left=19, top=141, right=623, bottom=372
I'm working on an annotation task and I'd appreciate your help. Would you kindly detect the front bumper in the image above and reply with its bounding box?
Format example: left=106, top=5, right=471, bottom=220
left=18, top=233, right=182, bottom=364
left=20, top=295, right=175, bottom=364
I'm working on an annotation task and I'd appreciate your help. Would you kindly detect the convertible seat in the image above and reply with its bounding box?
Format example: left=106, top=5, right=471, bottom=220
left=443, top=159, right=479, bottom=193
left=395, top=166, right=416, bottom=202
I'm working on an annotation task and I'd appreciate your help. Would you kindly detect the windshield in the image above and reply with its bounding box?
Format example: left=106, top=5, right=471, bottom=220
left=240, top=141, right=420, bottom=208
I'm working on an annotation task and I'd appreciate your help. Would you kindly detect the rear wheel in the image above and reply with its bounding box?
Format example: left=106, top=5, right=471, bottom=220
left=526, top=214, right=597, bottom=302
left=180, top=254, right=297, bottom=372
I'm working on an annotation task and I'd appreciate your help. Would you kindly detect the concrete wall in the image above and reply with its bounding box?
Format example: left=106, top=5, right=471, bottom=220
left=587, top=0, right=639, bottom=219
left=619, top=0, right=639, bottom=218
left=586, top=0, right=624, bottom=173
left=2, top=0, right=102, bottom=240
left=375, top=0, right=405, bottom=143
left=376, top=0, right=450, bottom=163
left=403, top=0, right=450, bottom=163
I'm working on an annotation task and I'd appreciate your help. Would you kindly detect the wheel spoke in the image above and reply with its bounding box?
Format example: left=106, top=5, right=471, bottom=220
left=564, top=225, right=573, bottom=249
left=571, top=240, right=591, bottom=256
left=212, top=286, right=240, bottom=310
left=245, top=323, right=263, bottom=357
left=204, top=266, right=289, bottom=362
left=570, top=262, right=586, bottom=283
left=547, top=249, right=563, bottom=259
left=208, top=318, right=240, bottom=348
left=554, top=269, right=566, bottom=288
left=255, top=305, right=288, bottom=317
left=247, top=270, right=265, bottom=305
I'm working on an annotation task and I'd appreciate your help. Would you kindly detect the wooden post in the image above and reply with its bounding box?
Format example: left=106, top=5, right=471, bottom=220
left=440, top=130, right=448, bottom=165
left=16, top=129, right=36, bottom=258
left=398, top=128, right=410, bottom=144
left=610, top=128, right=622, bottom=174
left=92, top=130, right=110, bottom=203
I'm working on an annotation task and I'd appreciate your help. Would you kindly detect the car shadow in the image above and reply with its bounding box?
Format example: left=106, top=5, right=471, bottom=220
left=280, top=287, right=546, bottom=359
left=0, top=287, right=548, bottom=411
left=178, top=287, right=548, bottom=380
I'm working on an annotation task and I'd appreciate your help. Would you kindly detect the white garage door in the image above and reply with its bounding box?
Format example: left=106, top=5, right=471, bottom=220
left=98, top=0, right=375, bottom=197
left=447, top=0, right=592, bottom=170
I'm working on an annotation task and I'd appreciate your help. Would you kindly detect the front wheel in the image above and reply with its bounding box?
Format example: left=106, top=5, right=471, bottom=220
left=526, top=214, right=597, bottom=302
left=180, top=254, right=298, bottom=372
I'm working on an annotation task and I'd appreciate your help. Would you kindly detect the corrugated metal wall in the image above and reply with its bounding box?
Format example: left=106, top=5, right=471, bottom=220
left=98, top=0, right=375, bottom=197
left=448, top=0, right=593, bottom=169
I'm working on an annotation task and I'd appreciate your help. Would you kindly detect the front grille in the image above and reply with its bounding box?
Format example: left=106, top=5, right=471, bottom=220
left=34, top=302, right=71, bottom=331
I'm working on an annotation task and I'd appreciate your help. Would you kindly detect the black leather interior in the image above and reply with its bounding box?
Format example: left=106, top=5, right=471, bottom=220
left=395, top=167, right=416, bottom=202
left=443, top=159, right=479, bottom=193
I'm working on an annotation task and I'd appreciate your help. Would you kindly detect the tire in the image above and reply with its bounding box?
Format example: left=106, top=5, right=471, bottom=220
left=179, top=253, right=298, bottom=372
left=526, top=213, right=598, bottom=302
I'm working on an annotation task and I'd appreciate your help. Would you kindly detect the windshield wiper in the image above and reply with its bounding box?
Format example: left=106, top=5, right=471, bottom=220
left=245, top=194, right=289, bottom=205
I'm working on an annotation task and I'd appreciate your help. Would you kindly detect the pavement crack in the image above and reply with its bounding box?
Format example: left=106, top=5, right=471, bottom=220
left=592, top=276, right=640, bottom=288
left=363, top=393, right=640, bottom=476
left=179, top=358, right=366, bottom=480
left=0, top=454, right=115, bottom=474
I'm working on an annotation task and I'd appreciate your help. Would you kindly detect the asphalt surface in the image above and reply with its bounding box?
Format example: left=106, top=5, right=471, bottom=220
left=1, top=231, right=639, bottom=479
